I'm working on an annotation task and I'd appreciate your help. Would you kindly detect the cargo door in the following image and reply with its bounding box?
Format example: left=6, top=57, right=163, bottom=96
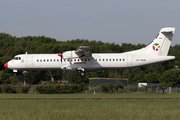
left=127, top=55, right=133, bottom=66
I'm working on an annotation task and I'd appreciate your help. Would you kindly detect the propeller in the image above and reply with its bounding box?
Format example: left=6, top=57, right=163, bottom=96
left=58, top=44, right=63, bottom=63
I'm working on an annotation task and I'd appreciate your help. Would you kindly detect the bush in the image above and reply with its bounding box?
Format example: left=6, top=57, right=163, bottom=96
left=3, top=84, right=16, bottom=93
left=100, top=83, right=112, bottom=93
left=77, top=83, right=85, bottom=92
left=0, top=86, right=2, bottom=93
left=10, top=76, right=19, bottom=85
left=36, top=86, right=44, bottom=94
left=44, top=85, right=55, bottom=94
left=36, top=83, right=86, bottom=94
left=115, top=83, right=124, bottom=92
left=20, top=86, right=30, bottom=93
left=100, top=83, right=124, bottom=93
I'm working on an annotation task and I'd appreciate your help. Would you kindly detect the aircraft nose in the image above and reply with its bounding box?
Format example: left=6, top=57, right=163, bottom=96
left=4, top=62, right=8, bottom=68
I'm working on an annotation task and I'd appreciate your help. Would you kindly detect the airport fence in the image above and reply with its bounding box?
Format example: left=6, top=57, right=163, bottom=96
left=87, top=85, right=180, bottom=94
left=0, top=84, right=180, bottom=94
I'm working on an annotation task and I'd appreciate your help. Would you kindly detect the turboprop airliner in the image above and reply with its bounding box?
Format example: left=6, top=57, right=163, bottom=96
left=4, top=27, right=175, bottom=76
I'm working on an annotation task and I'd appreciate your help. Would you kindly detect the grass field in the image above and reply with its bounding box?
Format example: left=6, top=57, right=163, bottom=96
left=1, top=92, right=180, bottom=98
left=0, top=93, right=180, bottom=120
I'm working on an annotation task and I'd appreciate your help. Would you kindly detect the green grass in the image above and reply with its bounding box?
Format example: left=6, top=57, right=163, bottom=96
left=0, top=93, right=180, bottom=120
left=1, top=92, right=180, bottom=98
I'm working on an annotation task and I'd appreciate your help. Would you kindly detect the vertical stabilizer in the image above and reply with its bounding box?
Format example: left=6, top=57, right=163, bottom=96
left=142, top=27, right=175, bottom=56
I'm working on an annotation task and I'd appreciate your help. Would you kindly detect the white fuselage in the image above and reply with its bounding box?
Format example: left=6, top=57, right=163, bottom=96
left=7, top=53, right=175, bottom=72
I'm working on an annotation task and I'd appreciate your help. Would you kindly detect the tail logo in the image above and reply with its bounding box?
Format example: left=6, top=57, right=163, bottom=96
left=152, top=43, right=160, bottom=51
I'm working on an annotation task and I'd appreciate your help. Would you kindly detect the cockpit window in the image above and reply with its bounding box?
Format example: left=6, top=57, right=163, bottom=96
left=12, top=57, right=21, bottom=60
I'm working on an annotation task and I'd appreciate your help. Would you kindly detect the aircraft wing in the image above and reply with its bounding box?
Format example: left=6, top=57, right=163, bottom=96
left=75, top=46, right=92, bottom=57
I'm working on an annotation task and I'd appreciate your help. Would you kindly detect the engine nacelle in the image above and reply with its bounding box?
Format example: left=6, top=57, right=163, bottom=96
left=63, top=51, right=79, bottom=59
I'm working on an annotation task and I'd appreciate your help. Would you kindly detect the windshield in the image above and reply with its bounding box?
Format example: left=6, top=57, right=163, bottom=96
left=12, top=57, right=21, bottom=60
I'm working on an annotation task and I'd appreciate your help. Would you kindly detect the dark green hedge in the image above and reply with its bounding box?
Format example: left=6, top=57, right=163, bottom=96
left=36, top=83, right=85, bottom=94
left=100, top=83, right=124, bottom=93
left=20, top=86, right=30, bottom=94
left=2, top=84, right=16, bottom=93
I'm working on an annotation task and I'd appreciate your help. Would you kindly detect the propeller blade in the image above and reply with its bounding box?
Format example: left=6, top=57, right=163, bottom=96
left=60, top=44, right=62, bottom=63
left=58, top=44, right=63, bottom=63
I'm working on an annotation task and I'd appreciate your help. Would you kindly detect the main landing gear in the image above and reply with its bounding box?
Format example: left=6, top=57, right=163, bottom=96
left=77, top=68, right=85, bottom=77
left=80, top=71, right=85, bottom=77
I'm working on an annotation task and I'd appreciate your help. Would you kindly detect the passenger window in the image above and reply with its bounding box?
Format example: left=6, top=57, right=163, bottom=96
left=106, top=59, right=108, bottom=61
left=99, top=59, right=101, bottom=61
left=44, top=59, right=46, bottom=62
left=64, top=59, right=66, bottom=62
left=109, top=59, right=111, bottom=61
left=113, top=59, right=115, bottom=61
left=85, top=59, right=87, bottom=61
left=50, top=59, right=52, bottom=62
left=123, top=59, right=125, bottom=61
left=15, top=57, right=18, bottom=60
left=81, top=59, right=83, bottom=61
left=54, top=59, right=56, bottom=62
left=37, top=59, right=39, bottom=62
left=88, top=59, right=90, bottom=61
left=47, top=59, right=49, bottom=62
left=57, top=59, right=59, bottom=62
left=116, top=59, right=118, bottom=61
left=119, top=59, right=121, bottom=61
left=19, top=57, right=21, bottom=60
left=103, top=59, right=104, bottom=61
left=40, top=60, right=42, bottom=62
left=74, top=59, right=76, bottom=62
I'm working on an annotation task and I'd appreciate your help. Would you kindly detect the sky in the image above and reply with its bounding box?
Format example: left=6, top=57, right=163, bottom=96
left=0, top=0, right=180, bottom=46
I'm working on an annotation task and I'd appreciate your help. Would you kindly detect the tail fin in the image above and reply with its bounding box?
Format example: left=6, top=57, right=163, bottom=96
left=142, top=27, right=175, bottom=56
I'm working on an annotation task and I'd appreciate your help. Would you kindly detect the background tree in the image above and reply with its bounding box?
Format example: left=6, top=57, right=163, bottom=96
left=0, top=69, right=11, bottom=84
left=144, top=73, right=160, bottom=83
left=158, top=83, right=172, bottom=93
left=160, top=69, right=180, bottom=86
left=132, top=73, right=145, bottom=83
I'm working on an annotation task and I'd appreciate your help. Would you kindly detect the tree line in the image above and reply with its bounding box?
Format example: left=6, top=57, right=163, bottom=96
left=0, top=33, right=180, bottom=85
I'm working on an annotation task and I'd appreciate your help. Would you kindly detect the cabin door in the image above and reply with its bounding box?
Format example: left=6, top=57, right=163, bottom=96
left=26, top=56, right=33, bottom=68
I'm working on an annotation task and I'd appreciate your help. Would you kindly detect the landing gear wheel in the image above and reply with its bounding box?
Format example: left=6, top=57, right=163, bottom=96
left=77, top=68, right=85, bottom=77
left=80, top=71, right=85, bottom=77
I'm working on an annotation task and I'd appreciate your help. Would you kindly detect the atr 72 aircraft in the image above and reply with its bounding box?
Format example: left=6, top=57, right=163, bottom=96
left=4, top=27, right=175, bottom=76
